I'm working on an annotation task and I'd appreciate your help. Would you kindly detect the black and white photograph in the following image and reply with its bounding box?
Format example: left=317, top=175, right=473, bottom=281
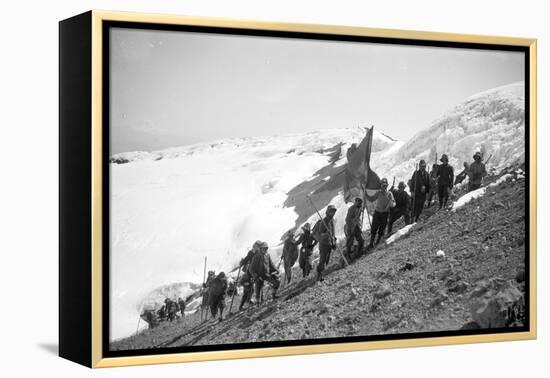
left=106, top=24, right=529, bottom=353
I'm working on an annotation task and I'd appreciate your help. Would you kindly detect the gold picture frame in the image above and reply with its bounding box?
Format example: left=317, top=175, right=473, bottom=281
left=59, top=10, right=537, bottom=368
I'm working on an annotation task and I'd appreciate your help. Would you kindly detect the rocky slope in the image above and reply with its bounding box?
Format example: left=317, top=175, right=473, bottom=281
left=108, top=82, right=525, bottom=341
left=110, top=167, right=526, bottom=351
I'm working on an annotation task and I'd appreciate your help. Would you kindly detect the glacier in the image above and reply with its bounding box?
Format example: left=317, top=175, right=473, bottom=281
left=109, top=81, right=525, bottom=341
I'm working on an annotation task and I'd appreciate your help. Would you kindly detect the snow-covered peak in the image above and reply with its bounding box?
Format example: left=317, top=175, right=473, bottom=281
left=395, top=82, right=525, bottom=178
left=464, top=81, right=524, bottom=105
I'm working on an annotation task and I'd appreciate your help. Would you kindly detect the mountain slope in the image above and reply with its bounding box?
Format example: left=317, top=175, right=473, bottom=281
left=109, top=128, right=399, bottom=340
left=110, top=168, right=526, bottom=350
left=109, top=82, right=525, bottom=341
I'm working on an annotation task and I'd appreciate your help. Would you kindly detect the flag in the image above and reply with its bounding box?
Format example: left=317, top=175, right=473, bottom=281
left=284, top=127, right=381, bottom=229
left=343, top=127, right=381, bottom=204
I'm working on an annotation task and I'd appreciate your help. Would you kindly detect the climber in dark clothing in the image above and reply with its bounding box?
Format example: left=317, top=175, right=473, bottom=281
left=177, top=297, right=186, bottom=318
left=248, top=241, right=280, bottom=303
left=388, top=181, right=411, bottom=234
left=467, top=152, right=487, bottom=192
left=238, top=242, right=260, bottom=310
left=141, top=309, right=159, bottom=329
left=165, top=298, right=179, bottom=322
left=409, top=160, right=430, bottom=222
left=344, top=197, right=365, bottom=261
left=312, top=205, right=337, bottom=282
left=282, top=231, right=299, bottom=284
left=208, top=272, right=228, bottom=321
left=437, top=154, right=454, bottom=209
left=295, top=223, right=317, bottom=278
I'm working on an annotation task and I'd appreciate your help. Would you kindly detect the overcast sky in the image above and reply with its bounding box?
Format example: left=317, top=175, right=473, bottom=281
left=110, top=27, right=524, bottom=154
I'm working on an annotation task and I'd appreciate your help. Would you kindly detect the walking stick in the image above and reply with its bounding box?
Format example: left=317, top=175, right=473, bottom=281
left=306, top=195, right=349, bottom=266
left=277, top=254, right=284, bottom=270
left=228, top=265, right=241, bottom=314
left=410, top=163, right=418, bottom=222
left=360, top=182, right=365, bottom=228
left=200, top=256, right=207, bottom=322
left=135, top=315, right=141, bottom=336
left=480, top=153, right=493, bottom=186
left=275, top=251, right=288, bottom=287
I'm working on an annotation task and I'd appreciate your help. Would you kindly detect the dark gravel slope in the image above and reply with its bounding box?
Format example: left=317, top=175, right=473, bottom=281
left=111, top=169, right=526, bottom=351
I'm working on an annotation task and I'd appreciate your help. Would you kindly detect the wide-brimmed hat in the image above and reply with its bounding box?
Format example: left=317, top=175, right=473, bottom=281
left=301, top=222, right=311, bottom=231
left=473, top=151, right=482, bottom=160
left=440, top=154, right=449, bottom=162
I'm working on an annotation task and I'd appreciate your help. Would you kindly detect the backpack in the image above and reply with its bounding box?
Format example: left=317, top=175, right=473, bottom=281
left=283, top=239, right=299, bottom=266
left=312, top=220, right=322, bottom=241
left=249, top=250, right=269, bottom=279
left=209, top=273, right=228, bottom=297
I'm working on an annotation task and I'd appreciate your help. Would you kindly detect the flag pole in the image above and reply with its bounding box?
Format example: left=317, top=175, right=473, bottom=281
left=361, top=126, right=374, bottom=230
left=200, top=256, right=207, bottom=322
left=360, top=181, right=372, bottom=230
left=411, top=163, right=418, bottom=222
